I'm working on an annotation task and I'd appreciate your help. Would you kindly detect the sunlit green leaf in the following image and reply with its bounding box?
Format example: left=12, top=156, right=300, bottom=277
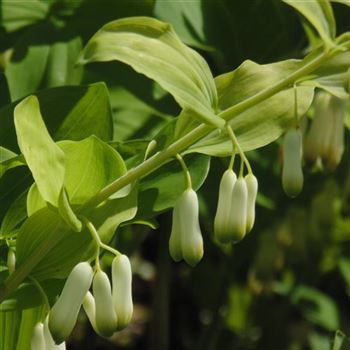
left=14, top=96, right=65, bottom=207
left=186, top=59, right=315, bottom=156
left=57, top=189, right=82, bottom=232
left=0, top=83, right=113, bottom=152
left=27, top=136, right=127, bottom=215
left=80, top=16, right=224, bottom=128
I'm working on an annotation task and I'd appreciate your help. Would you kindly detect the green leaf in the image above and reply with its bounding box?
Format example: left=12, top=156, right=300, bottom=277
left=186, top=59, right=315, bottom=156
left=17, top=185, right=137, bottom=280
left=291, top=285, right=339, bottom=331
left=109, top=85, right=173, bottom=142
left=27, top=136, right=127, bottom=214
left=0, top=82, right=113, bottom=152
left=57, top=189, right=82, bottom=232
left=309, top=331, right=333, bottom=350
left=45, top=34, right=83, bottom=88
left=0, top=190, right=27, bottom=237
left=136, top=154, right=210, bottom=219
left=301, top=74, right=350, bottom=100
left=80, top=16, right=224, bottom=128
left=15, top=208, right=71, bottom=279
left=338, top=258, right=350, bottom=290
left=332, top=330, right=346, bottom=350
left=0, top=281, right=63, bottom=311
left=58, top=137, right=126, bottom=205
left=15, top=307, right=42, bottom=350
left=0, top=1, right=49, bottom=32
left=89, top=185, right=138, bottom=243
left=14, top=95, right=65, bottom=207
left=0, top=149, right=25, bottom=179
left=154, top=0, right=212, bottom=50
left=5, top=24, right=51, bottom=100
left=283, top=0, right=336, bottom=47
left=0, top=73, right=10, bottom=108
left=331, top=0, right=350, bottom=6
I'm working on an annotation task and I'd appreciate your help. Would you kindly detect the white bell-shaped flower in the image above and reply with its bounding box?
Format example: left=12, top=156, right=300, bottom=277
left=93, top=270, right=118, bottom=336
left=227, top=177, right=248, bottom=242
left=169, top=203, right=183, bottom=262
left=49, top=262, right=93, bottom=344
left=31, top=323, right=45, bottom=350
left=245, top=173, right=258, bottom=233
left=282, top=128, right=303, bottom=198
left=172, top=189, right=204, bottom=266
left=214, top=169, right=237, bottom=243
left=112, top=254, right=133, bottom=330
left=44, top=316, right=66, bottom=349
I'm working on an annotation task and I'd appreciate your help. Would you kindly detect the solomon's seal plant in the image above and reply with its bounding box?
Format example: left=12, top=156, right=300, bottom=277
left=1, top=0, right=350, bottom=348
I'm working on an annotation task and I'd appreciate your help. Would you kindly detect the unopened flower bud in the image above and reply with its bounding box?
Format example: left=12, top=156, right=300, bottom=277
left=82, top=291, right=98, bottom=333
left=112, top=254, right=133, bottom=330
left=227, top=177, right=248, bottom=242
left=49, top=262, right=93, bottom=344
left=31, top=323, right=45, bottom=350
left=93, top=270, right=118, bottom=336
left=7, top=249, right=15, bottom=274
left=282, top=128, right=303, bottom=197
left=304, top=92, right=332, bottom=164
left=169, top=204, right=183, bottom=262
left=214, top=169, right=237, bottom=243
left=323, top=96, right=346, bottom=170
left=245, top=174, right=258, bottom=233
left=178, top=189, right=203, bottom=266
left=44, top=317, right=66, bottom=350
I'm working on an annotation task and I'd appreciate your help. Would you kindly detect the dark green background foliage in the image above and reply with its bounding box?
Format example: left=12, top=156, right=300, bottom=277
left=1, top=0, right=350, bottom=349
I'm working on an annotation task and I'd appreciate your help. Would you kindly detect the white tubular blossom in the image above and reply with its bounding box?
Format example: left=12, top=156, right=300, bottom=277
left=112, top=254, right=133, bottom=330
left=214, top=169, right=237, bottom=243
left=178, top=189, right=204, bottom=266
left=227, top=177, right=248, bottom=242
left=82, top=291, right=98, bottom=333
left=169, top=204, right=183, bottom=262
left=304, top=92, right=332, bottom=163
left=7, top=249, right=15, bottom=274
left=31, top=323, right=46, bottom=350
left=48, top=262, right=93, bottom=344
left=324, top=96, right=346, bottom=170
left=282, top=128, right=304, bottom=198
left=44, top=317, right=66, bottom=350
left=93, top=270, right=118, bottom=337
left=245, top=174, right=258, bottom=233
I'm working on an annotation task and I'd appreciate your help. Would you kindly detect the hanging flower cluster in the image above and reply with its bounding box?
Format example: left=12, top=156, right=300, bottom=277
left=304, top=91, right=346, bottom=170
left=31, top=254, right=133, bottom=348
left=168, top=126, right=259, bottom=266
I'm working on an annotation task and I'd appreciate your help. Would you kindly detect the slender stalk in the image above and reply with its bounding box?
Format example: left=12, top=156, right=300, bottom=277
left=226, top=124, right=252, bottom=174
left=176, top=154, right=192, bottom=189
left=0, top=45, right=341, bottom=303
left=28, top=277, right=50, bottom=313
